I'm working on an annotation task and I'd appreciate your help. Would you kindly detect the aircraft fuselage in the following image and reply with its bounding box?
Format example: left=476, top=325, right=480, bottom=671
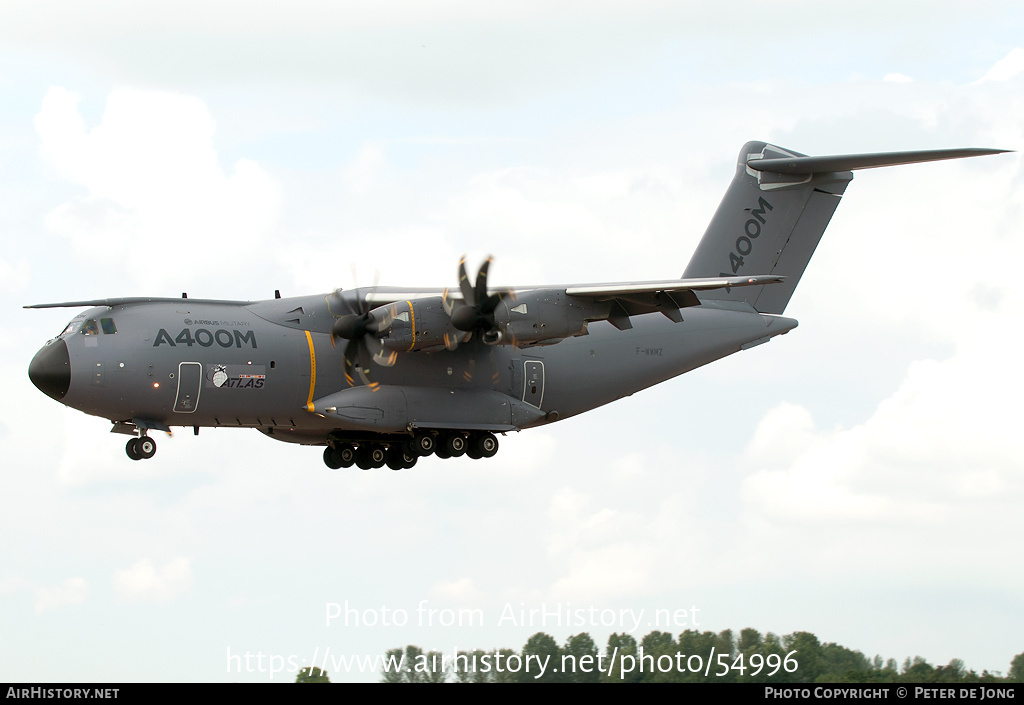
left=29, top=292, right=796, bottom=458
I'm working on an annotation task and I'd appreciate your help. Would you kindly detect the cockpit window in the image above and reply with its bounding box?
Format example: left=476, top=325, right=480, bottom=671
left=60, top=320, right=82, bottom=337
left=82, top=319, right=99, bottom=336
left=101, top=317, right=117, bottom=335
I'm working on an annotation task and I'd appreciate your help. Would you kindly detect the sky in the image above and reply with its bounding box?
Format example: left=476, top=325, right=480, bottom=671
left=1, top=0, right=1023, bottom=683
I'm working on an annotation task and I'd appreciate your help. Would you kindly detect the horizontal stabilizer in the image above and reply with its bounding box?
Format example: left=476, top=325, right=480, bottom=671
left=747, top=148, right=1009, bottom=175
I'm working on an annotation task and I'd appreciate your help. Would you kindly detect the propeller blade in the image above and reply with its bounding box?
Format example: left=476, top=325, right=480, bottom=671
left=373, top=347, right=399, bottom=367
left=458, top=256, right=475, bottom=306
left=474, top=256, right=492, bottom=306
left=450, top=255, right=502, bottom=334
left=343, top=338, right=372, bottom=387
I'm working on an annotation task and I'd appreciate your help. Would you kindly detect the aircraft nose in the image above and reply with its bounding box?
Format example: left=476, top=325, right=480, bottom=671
left=29, top=339, right=71, bottom=401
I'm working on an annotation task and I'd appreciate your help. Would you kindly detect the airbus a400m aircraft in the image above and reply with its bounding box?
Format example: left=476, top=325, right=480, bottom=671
left=27, top=142, right=1005, bottom=470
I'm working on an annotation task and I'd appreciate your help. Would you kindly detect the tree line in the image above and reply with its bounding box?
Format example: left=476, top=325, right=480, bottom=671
left=350, top=629, right=1024, bottom=684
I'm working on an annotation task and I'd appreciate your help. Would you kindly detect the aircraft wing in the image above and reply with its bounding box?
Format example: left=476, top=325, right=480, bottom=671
left=360, top=274, right=786, bottom=344
left=363, top=274, right=783, bottom=305
left=565, top=274, right=783, bottom=298
left=558, top=274, right=784, bottom=328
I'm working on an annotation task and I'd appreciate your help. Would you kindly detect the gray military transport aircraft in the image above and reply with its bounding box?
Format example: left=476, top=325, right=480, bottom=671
left=27, top=141, right=1006, bottom=470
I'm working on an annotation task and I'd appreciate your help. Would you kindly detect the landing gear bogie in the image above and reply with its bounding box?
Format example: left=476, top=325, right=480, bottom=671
left=386, top=443, right=418, bottom=471
left=321, top=431, right=500, bottom=469
left=126, top=435, right=157, bottom=461
left=441, top=432, right=468, bottom=457
left=323, top=443, right=356, bottom=469
left=410, top=431, right=436, bottom=457
left=355, top=444, right=387, bottom=470
left=469, top=432, right=498, bottom=459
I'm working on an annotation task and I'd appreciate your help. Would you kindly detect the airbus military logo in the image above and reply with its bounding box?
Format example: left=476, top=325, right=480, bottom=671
left=205, top=364, right=266, bottom=389
left=211, top=365, right=229, bottom=388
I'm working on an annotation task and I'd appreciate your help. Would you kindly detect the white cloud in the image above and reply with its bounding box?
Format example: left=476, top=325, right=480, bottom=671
left=977, top=47, right=1024, bottom=82
left=742, top=318, right=1024, bottom=527
left=0, top=575, right=32, bottom=597
left=35, top=87, right=282, bottom=292
left=112, top=557, right=193, bottom=602
left=0, top=258, right=30, bottom=295
left=883, top=73, right=914, bottom=83
left=34, top=577, right=88, bottom=614
left=430, top=577, right=483, bottom=603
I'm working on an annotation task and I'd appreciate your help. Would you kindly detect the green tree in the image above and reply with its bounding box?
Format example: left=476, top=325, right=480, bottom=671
left=738, top=628, right=762, bottom=653
left=637, top=630, right=674, bottom=683
left=676, top=629, right=720, bottom=682
left=934, top=658, right=967, bottom=683
left=295, top=666, right=330, bottom=683
left=737, top=631, right=786, bottom=683
left=562, top=633, right=600, bottom=683
left=901, top=655, right=935, bottom=682
left=602, top=632, right=640, bottom=683
left=490, top=648, right=519, bottom=683
left=519, top=632, right=562, bottom=683
left=781, top=631, right=823, bottom=683
left=453, top=649, right=490, bottom=683
left=421, top=650, right=448, bottom=683
left=380, top=648, right=405, bottom=683
left=1011, top=652, right=1024, bottom=683
left=380, top=645, right=447, bottom=683
left=814, top=643, right=873, bottom=683
left=712, top=629, right=737, bottom=683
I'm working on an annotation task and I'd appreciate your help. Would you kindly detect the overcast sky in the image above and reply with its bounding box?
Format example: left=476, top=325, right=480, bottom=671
left=2, top=1, right=1022, bottom=683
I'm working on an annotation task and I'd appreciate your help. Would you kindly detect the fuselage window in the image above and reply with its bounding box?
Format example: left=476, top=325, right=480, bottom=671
left=82, top=319, right=99, bottom=336
left=101, top=318, right=117, bottom=335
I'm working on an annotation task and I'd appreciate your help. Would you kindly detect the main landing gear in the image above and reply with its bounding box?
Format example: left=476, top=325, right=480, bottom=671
left=322, top=431, right=499, bottom=470
left=125, top=434, right=157, bottom=461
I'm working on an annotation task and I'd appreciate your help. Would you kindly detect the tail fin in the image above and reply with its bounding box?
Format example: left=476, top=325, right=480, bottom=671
left=684, top=142, right=1007, bottom=314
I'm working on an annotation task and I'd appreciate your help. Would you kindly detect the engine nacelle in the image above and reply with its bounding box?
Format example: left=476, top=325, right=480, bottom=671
left=375, top=297, right=463, bottom=353
left=492, top=290, right=591, bottom=346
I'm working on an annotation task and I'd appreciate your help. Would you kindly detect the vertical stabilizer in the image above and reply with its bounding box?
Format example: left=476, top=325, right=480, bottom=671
left=684, top=142, right=1007, bottom=314
left=682, top=141, right=851, bottom=314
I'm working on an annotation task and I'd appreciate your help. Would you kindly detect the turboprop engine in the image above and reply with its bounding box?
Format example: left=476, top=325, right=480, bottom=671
left=488, top=290, right=591, bottom=346
left=375, top=289, right=595, bottom=352
left=377, top=297, right=465, bottom=353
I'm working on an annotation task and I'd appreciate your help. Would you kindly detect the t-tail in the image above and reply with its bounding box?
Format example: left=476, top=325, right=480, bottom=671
left=683, top=141, right=1008, bottom=314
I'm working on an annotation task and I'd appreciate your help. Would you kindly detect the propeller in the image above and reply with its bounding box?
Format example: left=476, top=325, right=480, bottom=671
left=329, top=282, right=393, bottom=389
left=449, top=255, right=508, bottom=344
